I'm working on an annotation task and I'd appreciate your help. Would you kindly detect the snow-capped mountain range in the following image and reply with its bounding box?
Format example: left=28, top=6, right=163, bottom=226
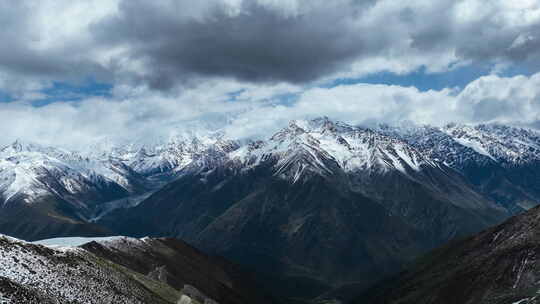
left=0, top=131, right=229, bottom=206
left=379, top=122, right=540, bottom=211
left=2, top=117, right=539, bottom=302
left=1, top=117, right=540, bottom=240
left=229, top=118, right=441, bottom=183
left=93, top=131, right=232, bottom=176
left=379, top=122, right=540, bottom=168
left=0, top=140, right=145, bottom=208
left=2, top=118, right=540, bottom=207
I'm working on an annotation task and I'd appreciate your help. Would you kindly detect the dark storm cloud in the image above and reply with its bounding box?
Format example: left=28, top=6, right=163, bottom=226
left=87, top=0, right=540, bottom=90
left=0, top=3, right=61, bottom=76
left=0, top=1, right=111, bottom=94
left=0, top=44, right=108, bottom=81
left=394, top=1, right=540, bottom=69
left=92, top=0, right=384, bottom=89
left=0, top=1, right=107, bottom=80
left=1, top=0, right=540, bottom=93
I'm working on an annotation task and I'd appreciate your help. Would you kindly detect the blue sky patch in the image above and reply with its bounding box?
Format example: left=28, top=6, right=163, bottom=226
left=32, top=81, right=113, bottom=107
left=325, top=64, right=534, bottom=92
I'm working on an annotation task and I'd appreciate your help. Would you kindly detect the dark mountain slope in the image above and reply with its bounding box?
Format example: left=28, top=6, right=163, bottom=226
left=100, top=163, right=427, bottom=300
left=81, top=237, right=279, bottom=304
left=357, top=204, right=540, bottom=304
left=0, top=195, right=111, bottom=241
left=99, top=119, right=507, bottom=301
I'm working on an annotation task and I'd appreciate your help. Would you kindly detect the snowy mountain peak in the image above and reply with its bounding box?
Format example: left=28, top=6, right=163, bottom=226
left=442, top=123, right=540, bottom=165
left=377, top=121, right=540, bottom=171
left=2, top=118, right=539, bottom=211
left=0, top=139, right=146, bottom=208
left=230, top=118, right=440, bottom=183
left=2, top=139, right=42, bottom=153
left=2, top=139, right=29, bottom=154
left=1, top=140, right=68, bottom=158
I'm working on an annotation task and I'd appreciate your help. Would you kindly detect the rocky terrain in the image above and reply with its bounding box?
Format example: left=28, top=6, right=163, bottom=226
left=0, top=235, right=176, bottom=303
left=0, top=234, right=276, bottom=304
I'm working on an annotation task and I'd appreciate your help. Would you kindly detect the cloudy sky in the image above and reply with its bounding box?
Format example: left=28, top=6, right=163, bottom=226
left=1, top=0, right=540, bottom=148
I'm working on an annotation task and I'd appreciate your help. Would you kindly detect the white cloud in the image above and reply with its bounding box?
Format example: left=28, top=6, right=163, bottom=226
left=457, top=73, right=540, bottom=124
left=224, top=72, right=540, bottom=138
left=29, top=0, right=120, bottom=51
left=1, top=0, right=540, bottom=148
left=2, top=72, right=540, bottom=149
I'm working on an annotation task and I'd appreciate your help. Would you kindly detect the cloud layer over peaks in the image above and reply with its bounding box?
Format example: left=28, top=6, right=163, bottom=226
left=1, top=0, right=540, bottom=148
left=1, top=72, right=539, bottom=149
left=2, top=0, right=540, bottom=93
left=90, top=0, right=540, bottom=89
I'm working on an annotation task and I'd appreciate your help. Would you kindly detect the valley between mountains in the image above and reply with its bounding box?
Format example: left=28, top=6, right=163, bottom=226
left=1, top=117, right=540, bottom=303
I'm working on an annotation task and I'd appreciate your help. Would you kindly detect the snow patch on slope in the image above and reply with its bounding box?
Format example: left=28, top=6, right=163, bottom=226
left=452, top=137, right=496, bottom=161
left=32, top=236, right=124, bottom=248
